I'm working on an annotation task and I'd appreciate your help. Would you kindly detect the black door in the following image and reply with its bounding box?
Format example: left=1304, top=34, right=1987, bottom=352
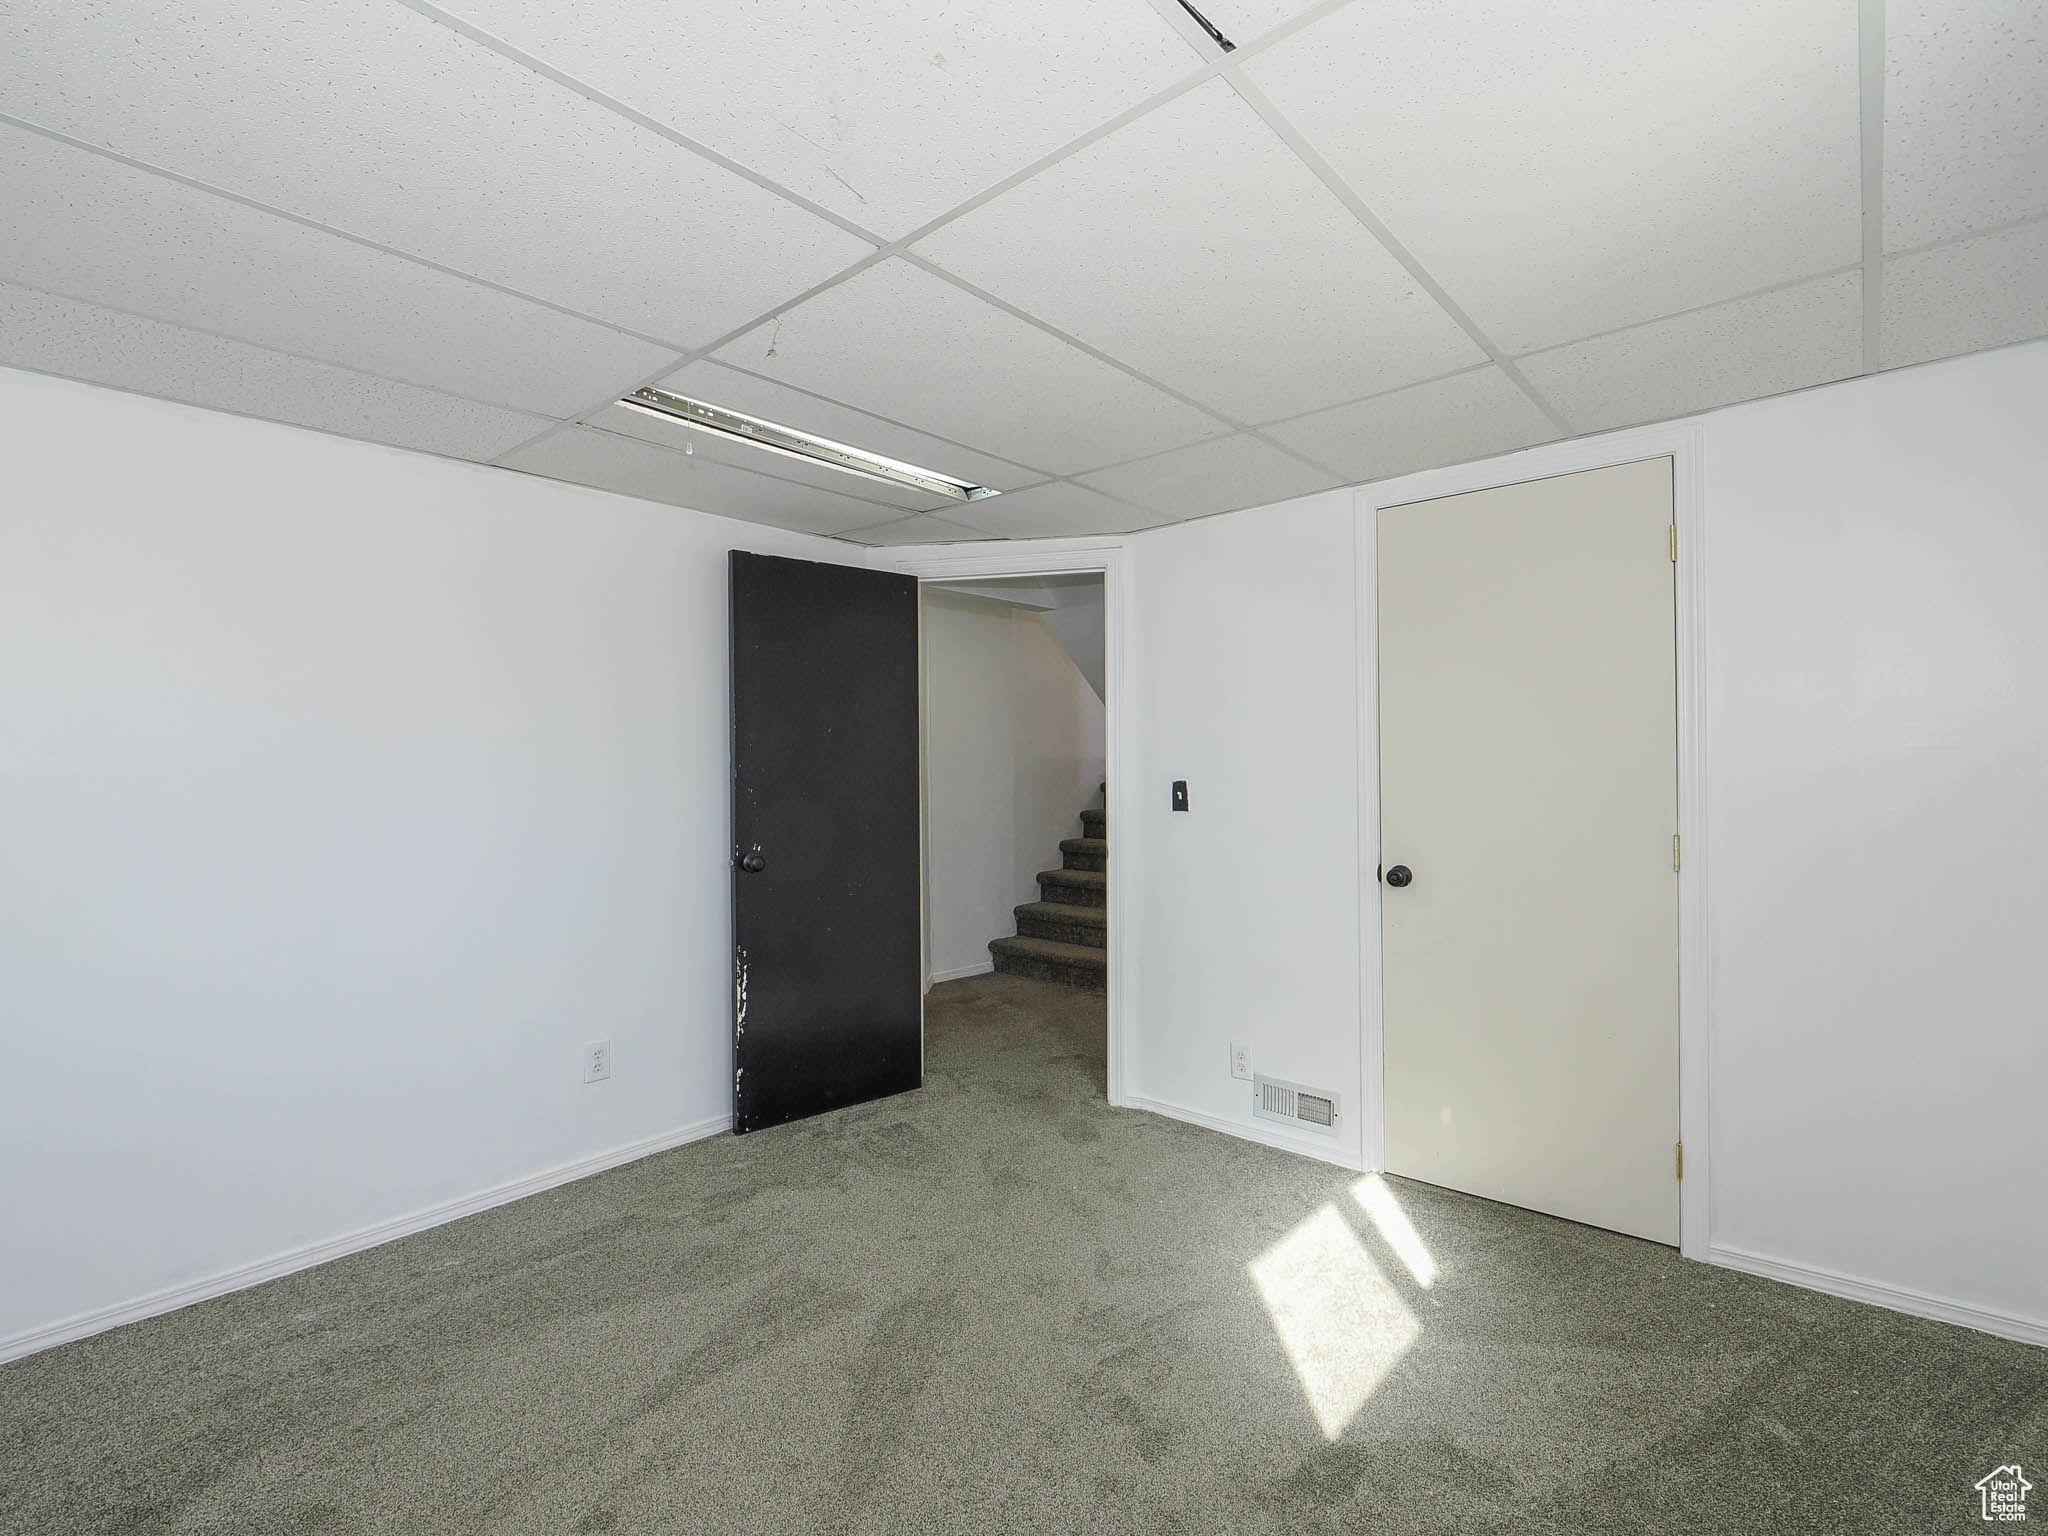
left=729, top=551, right=921, bottom=1134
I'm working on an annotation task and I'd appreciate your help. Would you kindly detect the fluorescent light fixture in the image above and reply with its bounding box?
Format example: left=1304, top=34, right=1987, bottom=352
left=616, top=387, right=1000, bottom=504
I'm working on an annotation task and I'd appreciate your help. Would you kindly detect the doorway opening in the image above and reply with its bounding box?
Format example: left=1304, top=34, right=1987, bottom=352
left=920, top=572, right=1109, bottom=1096
left=727, top=543, right=1130, bottom=1133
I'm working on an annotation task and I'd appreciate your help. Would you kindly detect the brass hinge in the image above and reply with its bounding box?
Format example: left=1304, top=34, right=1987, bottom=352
left=1676, top=1141, right=1684, bottom=1180
left=1669, top=524, right=1678, bottom=563
left=1672, top=834, right=1682, bottom=871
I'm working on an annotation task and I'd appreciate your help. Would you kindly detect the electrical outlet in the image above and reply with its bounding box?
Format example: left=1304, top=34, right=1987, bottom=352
left=583, top=1039, right=612, bottom=1084
left=1229, top=1041, right=1251, bottom=1081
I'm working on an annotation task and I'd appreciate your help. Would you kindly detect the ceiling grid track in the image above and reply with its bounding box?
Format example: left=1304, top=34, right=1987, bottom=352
left=398, top=0, right=1230, bottom=273
left=0, top=272, right=557, bottom=423
left=1515, top=263, right=1869, bottom=357
left=1887, top=209, right=2048, bottom=261
left=394, top=0, right=884, bottom=250
left=413, top=0, right=1368, bottom=484
left=15, top=0, right=2023, bottom=540
left=1220, top=67, right=1574, bottom=437
left=0, top=277, right=567, bottom=466
left=1, top=0, right=1245, bottom=488
left=1858, top=0, right=1888, bottom=373
left=0, top=0, right=1405, bottom=507
left=0, top=110, right=696, bottom=357
left=893, top=250, right=1345, bottom=479
left=486, top=252, right=899, bottom=465
left=1138, top=0, right=1576, bottom=438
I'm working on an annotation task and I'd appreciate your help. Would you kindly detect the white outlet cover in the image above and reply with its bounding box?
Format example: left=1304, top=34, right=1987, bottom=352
left=1229, top=1042, right=1252, bottom=1081
left=584, top=1039, right=612, bottom=1084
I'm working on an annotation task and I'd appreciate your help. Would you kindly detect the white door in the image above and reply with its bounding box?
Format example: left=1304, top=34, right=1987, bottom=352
left=1378, top=457, right=1679, bottom=1244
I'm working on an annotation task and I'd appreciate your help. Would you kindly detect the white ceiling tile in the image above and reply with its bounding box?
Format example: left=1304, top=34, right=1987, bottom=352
left=0, top=0, right=871, bottom=347
left=838, top=515, right=997, bottom=546
left=951, top=483, right=1155, bottom=540
left=712, top=260, right=1228, bottom=475
left=0, top=125, right=676, bottom=418
left=498, top=425, right=889, bottom=535
left=1246, top=0, right=1862, bottom=354
left=1077, top=432, right=1336, bottom=520
left=915, top=79, right=1482, bottom=423
left=1882, top=220, right=2048, bottom=370
left=423, top=0, right=1202, bottom=240
left=655, top=360, right=1037, bottom=491
left=1262, top=368, right=1558, bottom=485
left=1191, top=0, right=1320, bottom=49
left=585, top=403, right=952, bottom=514
left=0, top=283, right=550, bottom=461
left=1883, top=1, right=2048, bottom=250
left=1519, top=273, right=1864, bottom=434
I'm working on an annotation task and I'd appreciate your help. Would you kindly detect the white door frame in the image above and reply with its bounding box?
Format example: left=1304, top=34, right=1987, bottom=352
left=869, top=536, right=1137, bottom=1109
left=1355, top=422, right=1711, bottom=1258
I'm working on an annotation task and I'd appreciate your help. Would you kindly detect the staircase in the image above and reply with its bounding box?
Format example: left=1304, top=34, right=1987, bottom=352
left=989, top=798, right=1107, bottom=991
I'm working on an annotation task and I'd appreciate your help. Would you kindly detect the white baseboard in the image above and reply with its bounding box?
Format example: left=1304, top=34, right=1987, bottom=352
left=0, top=1114, right=732, bottom=1365
left=1132, top=1095, right=1366, bottom=1172
left=928, top=960, right=995, bottom=984
left=1707, top=1242, right=2048, bottom=1349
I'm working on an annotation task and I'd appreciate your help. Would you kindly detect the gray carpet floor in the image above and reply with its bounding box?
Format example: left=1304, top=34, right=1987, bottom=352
left=4, top=972, right=2043, bottom=1534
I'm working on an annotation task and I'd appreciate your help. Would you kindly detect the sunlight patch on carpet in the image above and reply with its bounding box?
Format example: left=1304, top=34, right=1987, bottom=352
left=1250, top=1203, right=1419, bottom=1439
left=1351, top=1174, right=1438, bottom=1289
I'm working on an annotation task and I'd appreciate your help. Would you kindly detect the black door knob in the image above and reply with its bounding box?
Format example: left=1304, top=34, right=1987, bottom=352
left=738, top=852, right=766, bottom=873
left=1384, top=864, right=1412, bottom=888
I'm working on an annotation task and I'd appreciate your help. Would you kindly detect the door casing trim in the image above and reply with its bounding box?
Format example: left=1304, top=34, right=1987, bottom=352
left=1355, top=422, right=1710, bottom=1257
left=870, top=537, right=1136, bottom=1108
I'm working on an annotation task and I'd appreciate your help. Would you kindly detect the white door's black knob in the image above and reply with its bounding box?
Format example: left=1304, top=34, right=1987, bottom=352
left=1384, top=864, right=1413, bottom=888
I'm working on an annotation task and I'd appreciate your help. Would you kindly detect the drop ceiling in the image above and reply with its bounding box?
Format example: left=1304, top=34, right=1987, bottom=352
left=2, top=0, right=2042, bottom=544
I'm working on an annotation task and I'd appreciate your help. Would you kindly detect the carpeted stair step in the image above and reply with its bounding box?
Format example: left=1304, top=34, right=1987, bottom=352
left=1036, top=867, right=1106, bottom=909
left=1080, top=808, right=1106, bottom=838
left=1058, top=836, right=1107, bottom=873
left=1014, top=900, right=1106, bottom=948
left=989, top=935, right=1106, bottom=991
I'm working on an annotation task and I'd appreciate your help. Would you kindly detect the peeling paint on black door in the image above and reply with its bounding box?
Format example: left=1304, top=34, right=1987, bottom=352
left=729, top=551, right=920, bottom=1134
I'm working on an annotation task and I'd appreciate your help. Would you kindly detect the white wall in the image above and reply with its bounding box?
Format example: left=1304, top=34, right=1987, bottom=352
left=1039, top=582, right=1106, bottom=700
left=924, top=589, right=1105, bottom=980
left=1125, top=491, right=1365, bottom=1163
left=11, top=335, right=2045, bottom=1356
left=1119, top=338, right=2048, bottom=1340
left=1703, top=341, right=2048, bottom=1332
left=0, top=367, right=856, bottom=1355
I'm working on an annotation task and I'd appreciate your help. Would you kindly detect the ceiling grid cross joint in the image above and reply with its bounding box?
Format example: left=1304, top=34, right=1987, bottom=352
left=0, top=0, right=2041, bottom=540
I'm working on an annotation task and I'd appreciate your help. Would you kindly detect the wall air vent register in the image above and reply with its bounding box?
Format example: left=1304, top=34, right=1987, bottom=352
left=1252, top=1074, right=1340, bottom=1135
